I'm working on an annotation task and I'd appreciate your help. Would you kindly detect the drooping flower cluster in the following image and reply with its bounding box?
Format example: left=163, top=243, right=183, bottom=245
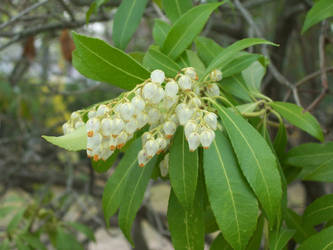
left=62, top=67, right=223, bottom=166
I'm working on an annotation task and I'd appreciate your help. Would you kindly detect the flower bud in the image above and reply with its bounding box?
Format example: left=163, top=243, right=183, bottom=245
left=151, top=69, right=165, bottom=84
left=204, top=112, right=217, bottom=130
left=165, top=80, right=179, bottom=98
left=163, top=96, right=178, bottom=109
left=108, top=137, right=117, bottom=151
left=177, top=106, right=194, bottom=125
left=101, top=118, right=113, bottom=136
left=159, top=154, right=169, bottom=177
left=116, top=131, right=128, bottom=149
left=184, top=67, right=198, bottom=80
left=86, top=118, right=100, bottom=137
left=74, top=120, right=84, bottom=129
left=120, top=102, right=135, bottom=121
left=101, top=149, right=113, bottom=161
left=207, top=83, right=220, bottom=96
left=148, top=108, right=161, bottom=124
left=156, top=137, right=168, bottom=154
left=125, top=119, right=138, bottom=134
left=142, top=132, right=153, bottom=146
left=187, top=132, right=200, bottom=152
left=96, top=104, right=109, bottom=117
left=71, top=111, right=80, bottom=121
left=184, top=120, right=197, bottom=138
left=136, top=112, right=149, bottom=128
left=138, top=150, right=149, bottom=167
left=189, top=97, right=201, bottom=108
left=87, top=133, right=102, bottom=150
left=178, top=75, right=192, bottom=91
left=143, top=82, right=158, bottom=101
left=145, top=139, right=158, bottom=158
left=62, top=123, right=72, bottom=135
left=151, top=87, right=165, bottom=104
left=210, top=69, right=223, bottom=81
left=163, top=121, right=177, bottom=138
left=110, top=118, right=124, bottom=137
left=200, top=129, right=215, bottom=149
left=88, top=110, right=97, bottom=119
left=131, top=95, right=145, bottom=112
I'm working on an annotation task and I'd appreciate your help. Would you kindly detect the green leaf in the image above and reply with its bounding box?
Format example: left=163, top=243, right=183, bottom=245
left=284, top=142, right=333, bottom=167
left=162, top=2, right=224, bottom=60
left=185, top=50, right=206, bottom=77
left=301, top=158, right=333, bottom=182
left=215, top=104, right=282, bottom=227
left=246, top=215, right=264, bottom=250
left=195, top=36, right=223, bottom=66
left=167, top=186, right=205, bottom=250
left=19, top=234, right=46, bottom=250
left=269, top=228, right=295, bottom=250
left=221, top=75, right=253, bottom=102
left=7, top=209, right=25, bottom=234
left=241, top=61, right=266, bottom=91
left=0, top=206, right=16, bottom=218
left=303, top=194, right=333, bottom=227
left=223, top=54, right=262, bottom=78
left=42, top=126, right=86, bottom=152
left=152, top=19, right=171, bottom=47
left=92, top=150, right=119, bottom=173
left=302, top=0, right=333, bottom=33
left=273, top=121, right=287, bottom=158
left=143, top=46, right=180, bottom=77
left=112, top=0, right=149, bottom=50
left=67, top=222, right=95, bottom=241
left=204, top=131, right=259, bottom=249
left=15, top=239, right=29, bottom=250
left=118, top=156, right=157, bottom=244
left=298, top=226, right=333, bottom=250
left=162, top=0, right=192, bottom=23
left=129, top=51, right=145, bottom=64
left=202, top=38, right=277, bottom=79
left=0, top=239, right=10, bottom=250
left=233, top=102, right=260, bottom=113
left=102, top=139, right=141, bottom=226
left=210, top=234, right=233, bottom=250
left=285, top=208, right=316, bottom=243
left=204, top=207, right=219, bottom=233
left=72, top=32, right=150, bottom=90
left=270, top=102, right=324, bottom=141
left=169, top=128, right=198, bottom=209
left=56, top=228, right=83, bottom=250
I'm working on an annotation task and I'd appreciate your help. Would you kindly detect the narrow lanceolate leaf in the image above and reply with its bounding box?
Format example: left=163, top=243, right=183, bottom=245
left=102, top=139, right=141, bottom=226
left=302, top=0, right=333, bottom=33
left=246, top=215, right=264, bottom=250
left=112, top=0, right=149, bottom=50
left=216, top=104, right=282, bottom=226
left=284, top=142, right=333, bottom=167
left=303, top=194, right=333, bottom=227
left=202, top=38, right=277, bottom=80
left=210, top=234, right=233, bottom=250
left=19, top=234, right=47, bottom=250
left=242, top=61, right=266, bottom=91
left=72, top=32, right=150, bottom=90
left=143, top=46, right=180, bottom=77
left=162, top=2, right=223, bottom=60
left=56, top=228, right=82, bottom=250
left=298, top=226, right=333, bottom=250
left=42, top=126, right=86, bottom=151
left=162, top=0, right=192, bottom=23
left=270, top=102, right=324, bottom=141
left=302, top=158, right=333, bottom=182
left=273, top=121, right=287, bottom=158
left=285, top=208, right=316, bottom=243
left=195, top=36, right=223, bottom=66
left=223, top=54, right=262, bottom=78
left=222, top=74, right=253, bottom=102
left=167, top=187, right=205, bottom=250
left=185, top=50, right=206, bottom=77
left=118, top=156, right=157, bottom=244
left=169, top=128, right=199, bottom=209
left=204, top=131, right=259, bottom=249
left=152, top=19, right=171, bottom=47
left=269, top=228, right=295, bottom=250
left=67, top=222, right=96, bottom=241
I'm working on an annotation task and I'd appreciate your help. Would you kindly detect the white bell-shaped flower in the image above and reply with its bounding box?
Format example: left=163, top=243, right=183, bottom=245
left=71, top=111, right=80, bottom=121
left=151, top=69, right=165, bottom=84
left=138, top=149, right=149, bottom=167
left=131, top=95, right=145, bottom=112
left=101, top=149, right=113, bottom=161
left=156, top=137, right=168, bottom=154
left=116, top=131, right=128, bottom=149
left=178, top=74, right=192, bottom=91
left=86, top=118, right=100, bottom=137
left=87, top=133, right=102, bottom=150
left=177, top=106, right=194, bottom=125
left=210, top=69, right=223, bottom=81
left=142, top=132, right=153, bottom=146
left=159, top=154, right=169, bottom=177
left=136, top=112, right=148, bottom=128
left=187, top=132, right=201, bottom=152
left=88, top=110, right=97, bottom=119
left=200, top=129, right=215, bottom=149
left=144, top=139, right=158, bottom=158
left=184, top=120, right=197, bottom=138
left=190, top=97, right=201, bottom=108
left=101, top=118, right=113, bottom=136
left=169, top=114, right=179, bottom=125
left=163, top=96, right=179, bottom=109
left=142, top=82, right=158, bottom=101
left=108, top=137, right=117, bottom=151
left=204, top=112, right=217, bottom=130
left=74, top=120, right=84, bottom=129
left=165, top=80, right=179, bottom=97
left=151, top=86, right=165, bottom=104
left=207, top=83, right=220, bottom=96
left=96, top=104, right=109, bottom=117
left=184, top=67, right=198, bottom=80
left=62, top=123, right=72, bottom=135
left=110, top=118, right=124, bottom=137
left=125, top=119, right=138, bottom=134
left=148, top=108, right=161, bottom=124
left=120, top=102, right=135, bottom=121
left=163, top=121, right=177, bottom=138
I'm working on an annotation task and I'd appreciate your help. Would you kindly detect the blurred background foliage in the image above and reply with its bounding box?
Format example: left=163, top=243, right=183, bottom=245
left=0, top=0, right=332, bottom=249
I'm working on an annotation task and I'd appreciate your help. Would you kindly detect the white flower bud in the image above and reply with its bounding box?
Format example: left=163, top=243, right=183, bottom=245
left=156, top=137, right=168, bottom=154
left=101, top=118, right=113, bottom=136
left=143, top=82, right=158, bottom=101
left=142, top=132, right=153, bottom=146
left=108, top=137, right=117, bottom=151
left=148, top=108, right=161, bottom=124
left=131, top=95, right=145, bottom=112
left=136, top=112, right=148, bottom=128
left=163, top=121, right=177, bottom=138
left=87, top=133, right=102, bottom=150
left=207, top=83, right=220, bottom=96
left=116, top=131, right=128, bottom=149
left=151, top=69, right=165, bottom=84
left=71, top=111, right=80, bottom=121
left=159, top=154, right=169, bottom=177
left=138, top=150, right=149, bottom=167
left=144, top=139, right=158, bottom=158
left=178, top=75, right=192, bottom=91
left=184, top=120, right=197, bottom=138
left=120, top=102, right=135, bottom=121
left=110, top=118, right=124, bottom=137
left=86, top=118, right=100, bottom=137
left=96, top=104, right=109, bottom=117
left=170, top=114, right=179, bottom=125
left=151, top=86, right=165, bottom=104
left=74, top=120, right=84, bottom=129
left=87, top=149, right=93, bottom=158
left=187, top=132, right=201, bottom=152
left=163, top=96, right=178, bottom=109
left=204, top=113, right=217, bottom=130
left=62, top=123, right=72, bottom=135
left=165, top=80, right=179, bottom=98
left=194, top=86, right=201, bottom=95
left=184, top=67, right=198, bottom=80
left=200, top=129, right=215, bottom=149
left=88, top=110, right=97, bottom=119
left=177, top=106, right=194, bottom=125
left=135, top=88, right=142, bottom=96
left=101, top=149, right=113, bottom=161
left=210, top=69, right=223, bottom=81
left=125, top=119, right=138, bottom=134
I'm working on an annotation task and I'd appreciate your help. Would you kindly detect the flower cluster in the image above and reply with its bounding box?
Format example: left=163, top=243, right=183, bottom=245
left=62, top=67, right=223, bottom=166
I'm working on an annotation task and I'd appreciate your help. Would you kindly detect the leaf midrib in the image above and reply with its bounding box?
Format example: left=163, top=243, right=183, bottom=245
left=305, top=204, right=333, bottom=218
left=119, top=0, right=137, bottom=46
